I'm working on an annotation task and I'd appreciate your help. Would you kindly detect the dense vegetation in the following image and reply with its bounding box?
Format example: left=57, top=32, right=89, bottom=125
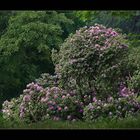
left=0, top=11, right=84, bottom=105
left=0, top=11, right=140, bottom=128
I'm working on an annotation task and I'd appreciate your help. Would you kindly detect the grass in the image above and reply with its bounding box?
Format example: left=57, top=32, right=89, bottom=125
left=1, top=114, right=140, bottom=129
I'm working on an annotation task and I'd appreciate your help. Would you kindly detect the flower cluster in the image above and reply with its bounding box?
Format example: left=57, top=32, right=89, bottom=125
left=119, top=82, right=135, bottom=98
left=35, top=73, right=59, bottom=88
left=2, top=95, right=23, bottom=121
left=83, top=85, right=140, bottom=122
left=2, top=78, right=140, bottom=123
left=40, top=87, right=84, bottom=121
left=2, top=81, right=84, bottom=122
left=2, top=100, right=13, bottom=119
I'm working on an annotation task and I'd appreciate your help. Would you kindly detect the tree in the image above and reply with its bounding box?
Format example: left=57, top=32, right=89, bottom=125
left=0, top=11, right=74, bottom=104
left=0, top=11, right=14, bottom=36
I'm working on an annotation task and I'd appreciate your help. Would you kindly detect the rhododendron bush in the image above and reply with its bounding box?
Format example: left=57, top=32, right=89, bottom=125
left=2, top=24, right=140, bottom=123
left=52, top=24, right=129, bottom=99
left=2, top=80, right=84, bottom=122
left=83, top=84, right=140, bottom=122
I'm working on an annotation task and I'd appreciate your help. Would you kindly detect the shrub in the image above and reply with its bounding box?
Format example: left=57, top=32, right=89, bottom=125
left=127, top=70, right=140, bottom=94
left=83, top=84, right=140, bottom=122
left=124, top=47, right=140, bottom=94
left=39, top=86, right=84, bottom=121
left=2, top=81, right=84, bottom=123
left=126, top=47, right=140, bottom=74
left=2, top=95, right=23, bottom=122
left=52, top=24, right=129, bottom=100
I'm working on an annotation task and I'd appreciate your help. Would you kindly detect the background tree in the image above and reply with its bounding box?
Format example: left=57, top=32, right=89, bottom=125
left=0, top=11, right=83, bottom=105
left=0, top=11, right=14, bottom=36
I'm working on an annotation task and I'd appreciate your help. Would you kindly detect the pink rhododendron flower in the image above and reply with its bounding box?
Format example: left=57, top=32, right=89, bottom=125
left=58, top=107, right=62, bottom=111
left=20, top=112, right=25, bottom=118
left=23, top=95, right=31, bottom=102
left=84, top=95, right=87, bottom=98
left=67, top=115, right=71, bottom=120
left=64, top=106, right=68, bottom=110
left=67, top=94, right=70, bottom=97
left=49, top=101, right=53, bottom=104
left=62, top=95, right=65, bottom=99
left=93, top=97, right=97, bottom=102
left=40, top=98, right=45, bottom=103
left=50, top=106, right=54, bottom=110
left=95, top=36, right=99, bottom=39
left=54, top=95, right=58, bottom=99
left=107, top=96, right=114, bottom=102
left=36, top=86, right=42, bottom=91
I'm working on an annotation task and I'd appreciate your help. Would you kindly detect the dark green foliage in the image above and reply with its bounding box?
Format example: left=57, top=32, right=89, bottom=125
left=125, top=47, right=140, bottom=93
left=0, top=11, right=81, bottom=104
left=0, top=11, right=14, bottom=36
